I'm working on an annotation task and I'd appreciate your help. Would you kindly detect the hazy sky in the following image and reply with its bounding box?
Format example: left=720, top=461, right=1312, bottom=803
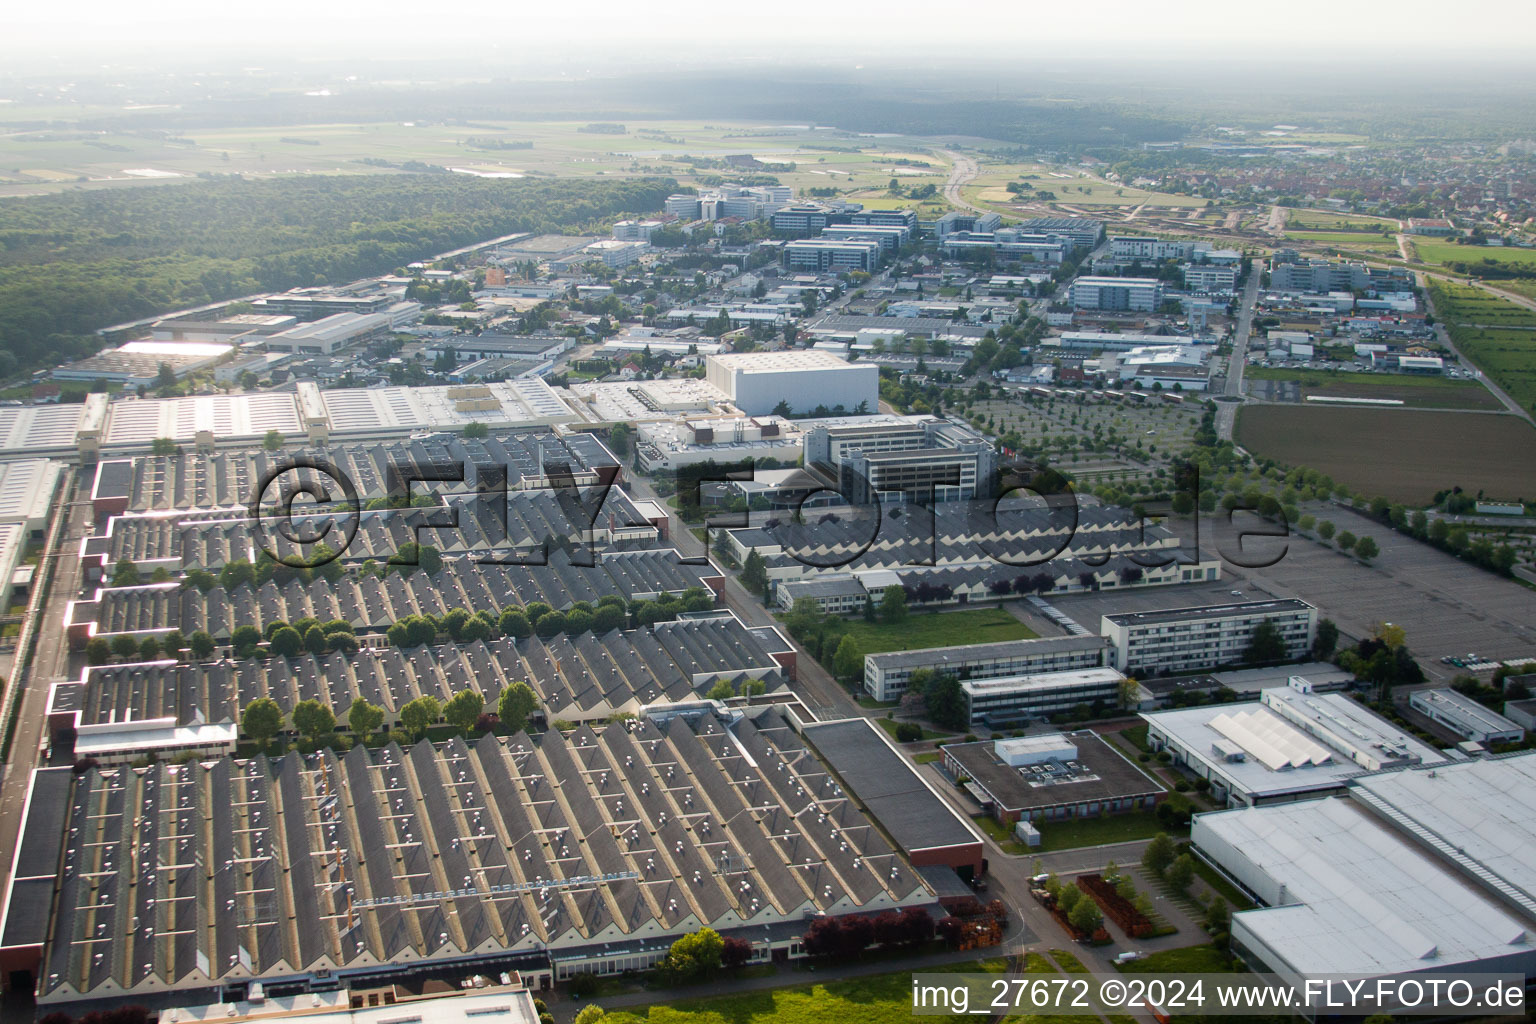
left=7, top=0, right=1535, bottom=69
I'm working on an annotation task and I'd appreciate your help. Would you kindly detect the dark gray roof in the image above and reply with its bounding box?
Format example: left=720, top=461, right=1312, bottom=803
left=1103, top=598, right=1313, bottom=627
left=800, top=718, right=980, bottom=854
left=944, top=732, right=1164, bottom=814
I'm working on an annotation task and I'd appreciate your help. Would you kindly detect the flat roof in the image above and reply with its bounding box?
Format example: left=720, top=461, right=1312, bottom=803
left=1105, top=598, right=1314, bottom=628
left=0, top=458, right=62, bottom=522
left=1143, top=688, right=1444, bottom=799
left=1197, top=797, right=1532, bottom=979
left=866, top=634, right=1110, bottom=672
left=708, top=350, right=861, bottom=373
left=945, top=731, right=1163, bottom=813
left=961, top=666, right=1125, bottom=697
left=1408, top=688, right=1522, bottom=735
left=800, top=717, right=982, bottom=854
left=1347, top=753, right=1536, bottom=919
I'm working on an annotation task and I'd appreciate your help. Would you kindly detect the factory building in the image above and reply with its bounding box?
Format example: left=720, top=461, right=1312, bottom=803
left=704, top=351, right=878, bottom=417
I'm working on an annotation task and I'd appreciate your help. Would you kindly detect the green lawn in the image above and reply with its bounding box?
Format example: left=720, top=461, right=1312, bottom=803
left=604, top=958, right=1008, bottom=1024
left=913, top=752, right=942, bottom=764
left=971, top=814, right=1032, bottom=855
left=1284, top=229, right=1398, bottom=254
left=838, top=608, right=1037, bottom=655
left=1034, top=811, right=1179, bottom=853
left=875, top=717, right=954, bottom=742
left=1189, top=858, right=1255, bottom=911
left=1117, top=945, right=1234, bottom=974
left=1413, top=238, right=1536, bottom=273
left=1047, top=949, right=1089, bottom=974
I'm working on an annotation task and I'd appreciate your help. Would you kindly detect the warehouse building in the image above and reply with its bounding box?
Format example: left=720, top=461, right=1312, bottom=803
left=1407, top=688, right=1524, bottom=745
left=0, top=705, right=940, bottom=1006
left=1101, top=599, right=1317, bottom=675
left=798, top=717, right=984, bottom=876
left=1192, top=753, right=1536, bottom=990
left=48, top=613, right=793, bottom=758
left=863, top=634, right=1111, bottom=702
left=942, top=731, right=1164, bottom=825
left=86, top=429, right=620, bottom=515
left=265, top=312, right=392, bottom=355
left=1142, top=678, right=1444, bottom=807
left=704, top=351, right=878, bottom=417
left=66, top=548, right=723, bottom=645
left=85, top=486, right=661, bottom=579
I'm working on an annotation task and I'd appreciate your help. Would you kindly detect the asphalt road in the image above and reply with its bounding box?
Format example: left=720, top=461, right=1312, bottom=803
left=941, top=151, right=983, bottom=214
left=1214, top=270, right=1261, bottom=443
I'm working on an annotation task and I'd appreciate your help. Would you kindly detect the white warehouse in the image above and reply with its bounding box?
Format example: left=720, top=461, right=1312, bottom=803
left=705, top=350, right=879, bottom=417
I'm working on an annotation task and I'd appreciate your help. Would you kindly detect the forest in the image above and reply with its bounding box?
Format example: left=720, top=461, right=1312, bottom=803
left=0, top=174, right=675, bottom=377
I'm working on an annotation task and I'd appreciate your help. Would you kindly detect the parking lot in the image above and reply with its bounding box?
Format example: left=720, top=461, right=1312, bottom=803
left=1225, top=505, right=1536, bottom=681
left=1037, top=505, right=1536, bottom=683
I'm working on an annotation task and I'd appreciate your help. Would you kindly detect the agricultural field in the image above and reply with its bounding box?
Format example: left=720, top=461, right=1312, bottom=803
left=1285, top=209, right=1398, bottom=231
left=1235, top=405, right=1536, bottom=504
left=969, top=166, right=1209, bottom=219
left=1411, top=238, right=1536, bottom=275
left=1244, top=366, right=1503, bottom=410
left=1429, top=281, right=1536, bottom=414
left=0, top=119, right=954, bottom=198
left=1282, top=229, right=1400, bottom=256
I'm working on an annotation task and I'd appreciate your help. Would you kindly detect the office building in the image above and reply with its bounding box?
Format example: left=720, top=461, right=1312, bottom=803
left=1069, top=277, right=1164, bottom=312
left=863, top=634, right=1110, bottom=702
left=820, top=223, right=909, bottom=252
left=1268, top=258, right=1370, bottom=294
left=1408, top=688, right=1524, bottom=744
left=252, top=290, right=393, bottom=319
left=583, top=239, right=648, bottom=268
left=943, top=731, right=1164, bottom=824
left=1109, top=236, right=1209, bottom=261
left=1101, top=599, right=1317, bottom=675
left=612, top=219, right=664, bottom=241
left=932, top=211, right=1000, bottom=238
left=769, top=203, right=856, bottom=233
left=782, top=238, right=882, bottom=273
left=704, top=351, right=878, bottom=417
left=838, top=438, right=996, bottom=505
left=1012, top=217, right=1104, bottom=253
left=1183, top=265, right=1238, bottom=292
left=958, top=666, right=1127, bottom=727
left=1141, top=679, right=1444, bottom=807
left=849, top=208, right=918, bottom=230
left=665, top=194, right=703, bottom=219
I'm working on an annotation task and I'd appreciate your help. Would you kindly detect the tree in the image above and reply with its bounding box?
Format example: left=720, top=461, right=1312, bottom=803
left=1056, top=883, right=1082, bottom=913
left=291, top=699, right=336, bottom=744
left=497, top=681, right=539, bottom=734
left=463, top=421, right=489, bottom=439
left=111, top=557, right=140, bottom=588
left=190, top=630, right=217, bottom=659
left=162, top=629, right=184, bottom=657
left=348, top=696, right=385, bottom=741
left=1165, top=854, right=1196, bottom=891
left=444, top=690, right=485, bottom=733
left=720, top=936, right=752, bottom=968
left=1117, top=677, right=1142, bottom=710
left=894, top=722, right=923, bottom=743
left=664, top=927, right=724, bottom=979
left=111, top=634, right=140, bottom=661
left=242, top=697, right=284, bottom=749
left=1068, top=892, right=1104, bottom=934
left=921, top=672, right=968, bottom=731
left=1336, top=530, right=1357, bottom=553
left=1313, top=618, right=1339, bottom=660
left=1317, top=520, right=1336, bottom=542
left=138, top=636, right=161, bottom=661
left=832, top=635, right=863, bottom=681
left=707, top=678, right=736, bottom=701
left=879, top=584, right=908, bottom=624
left=498, top=608, right=532, bottom=639
left=573, top=1008, right=607, bottom=1024
left=1245, top=620, right=1286, bottom=665
left=399, top=695, right=441, bottom=739
left=262, top=429, right=284, bottom=451
left=268, top=626, right=303, bottom=659
left=86, top=637, right=112, bottom=665
left=1142, top=832, right=1176, bottom=876
left=302, top=624, right=329, bottom=655
left=1354, top=536, right=1379, bottom=562
left=608, top=423, right=630, bottom=457
left=739, top=550, right=768, bottom=596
